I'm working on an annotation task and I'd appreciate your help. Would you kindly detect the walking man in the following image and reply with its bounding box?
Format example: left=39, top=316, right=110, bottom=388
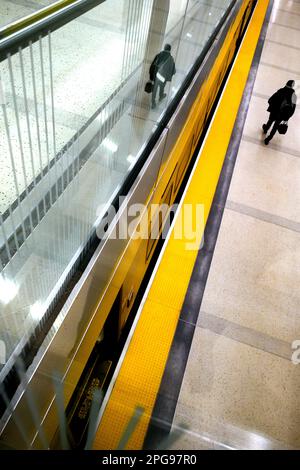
left=149, top=44, right=176, bottom=109
left=263, top=80, right=297, bottom=145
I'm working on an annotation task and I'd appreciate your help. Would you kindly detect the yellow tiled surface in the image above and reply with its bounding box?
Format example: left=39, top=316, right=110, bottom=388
left=93, top=301, right=180, bottom=449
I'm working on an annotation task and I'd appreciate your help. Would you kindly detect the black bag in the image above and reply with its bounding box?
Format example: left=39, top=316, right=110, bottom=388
left=144, top=81, right=153, bottom=94
left=278, top=121, right=288, bottom=134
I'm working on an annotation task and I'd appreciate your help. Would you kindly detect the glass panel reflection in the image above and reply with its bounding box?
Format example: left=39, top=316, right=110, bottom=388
left=0, top=0, right=230, bottom=379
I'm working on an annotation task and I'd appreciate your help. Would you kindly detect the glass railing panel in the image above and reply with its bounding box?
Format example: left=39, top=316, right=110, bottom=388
left=0, top=0, right=236, bottom=387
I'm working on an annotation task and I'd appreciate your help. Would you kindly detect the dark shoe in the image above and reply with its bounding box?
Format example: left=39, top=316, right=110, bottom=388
left=264, top=137, right=270, bottom=145
left=151, top=102, right=156, bottom=109
left=159, top=93, right=167, bottom=101
left=262, top=124, right=268, bottom=134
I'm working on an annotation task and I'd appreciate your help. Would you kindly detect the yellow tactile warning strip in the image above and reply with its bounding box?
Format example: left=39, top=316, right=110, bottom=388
left=93, top=0, right=269, bottom=450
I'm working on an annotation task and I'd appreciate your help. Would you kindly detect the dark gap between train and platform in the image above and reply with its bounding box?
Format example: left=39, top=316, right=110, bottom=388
left=64, top=2, right=257, bottom=450
left=143, top=0, right=273, bottom=450
left=63, top=0, right=262, bottom=450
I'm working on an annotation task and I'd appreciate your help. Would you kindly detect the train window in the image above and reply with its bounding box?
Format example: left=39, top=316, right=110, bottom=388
left=174, top=137, right=193, bottom=193
left=196, top=106, right=206, bottom=142
left=146, top=167, right=175, bottom=262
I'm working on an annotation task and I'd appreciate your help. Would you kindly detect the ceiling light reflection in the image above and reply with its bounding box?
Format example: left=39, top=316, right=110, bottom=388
left=102, top=138, right=118, bottom=153
left=127, top=154, right=136, bottom=164
left=29, top=302, right=45, bottom=322
left=0, top=276, right=19, bottom=305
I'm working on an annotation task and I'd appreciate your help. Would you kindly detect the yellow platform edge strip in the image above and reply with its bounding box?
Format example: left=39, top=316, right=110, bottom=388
left=93, top=0, right=269, bottom=450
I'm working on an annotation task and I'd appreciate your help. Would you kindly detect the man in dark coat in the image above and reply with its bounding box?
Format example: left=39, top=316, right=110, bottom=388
left=263, top=80, right=297, bottom=145
left=149, top=44, right=176, bottom=109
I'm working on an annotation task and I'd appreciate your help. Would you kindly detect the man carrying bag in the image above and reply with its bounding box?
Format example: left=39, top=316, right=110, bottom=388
left=148, top=44, right=176, bottom=109
left=262, top=80, right=297, bottom=145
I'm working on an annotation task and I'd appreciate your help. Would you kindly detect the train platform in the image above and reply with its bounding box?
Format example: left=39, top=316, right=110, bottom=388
left=92, top=0, right=300, bottom=450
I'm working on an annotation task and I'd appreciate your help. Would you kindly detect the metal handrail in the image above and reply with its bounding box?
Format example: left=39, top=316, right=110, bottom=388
left=0, top=0, right=105, bottom=60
